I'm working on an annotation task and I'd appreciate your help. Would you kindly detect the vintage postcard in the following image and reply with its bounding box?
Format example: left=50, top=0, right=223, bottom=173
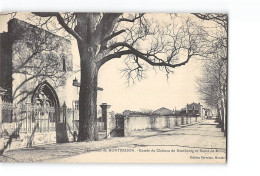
left=0, top=12, right=227, bottom=163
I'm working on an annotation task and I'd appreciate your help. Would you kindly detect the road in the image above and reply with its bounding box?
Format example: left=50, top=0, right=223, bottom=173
left=48, top=119, right=226, bottom=163
left=0, top=119, right=226, bottom=163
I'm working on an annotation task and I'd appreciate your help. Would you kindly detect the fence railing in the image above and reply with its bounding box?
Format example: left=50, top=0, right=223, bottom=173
left=1, top=101, right=107, bottom=139
left=0, top=101, right=79, bottom=136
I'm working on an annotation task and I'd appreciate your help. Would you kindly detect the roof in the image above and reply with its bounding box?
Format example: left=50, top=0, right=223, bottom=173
left=187, top=102, right=202, bottom=109
left=153, top=107, right=173, bottom=115
left=122, top=110, right=143, bottom=116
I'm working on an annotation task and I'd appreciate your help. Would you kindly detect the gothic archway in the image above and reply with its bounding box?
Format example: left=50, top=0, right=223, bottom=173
left=31, top=81, right=60, bottom=123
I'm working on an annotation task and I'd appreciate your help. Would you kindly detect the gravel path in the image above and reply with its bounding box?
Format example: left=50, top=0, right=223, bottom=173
left=0, top=119, right=226, bottom=163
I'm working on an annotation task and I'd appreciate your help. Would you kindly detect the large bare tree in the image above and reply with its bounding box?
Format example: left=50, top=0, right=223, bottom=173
left=22, top=12, right=212, bottom=141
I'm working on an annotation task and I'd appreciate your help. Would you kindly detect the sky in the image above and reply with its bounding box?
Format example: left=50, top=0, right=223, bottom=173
left=0, top=13, right=205, bottom=113
left=98, top=53, right=203, bottom=113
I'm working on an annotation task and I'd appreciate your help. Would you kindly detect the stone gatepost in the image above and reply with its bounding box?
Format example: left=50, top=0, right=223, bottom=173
left=100, top=103, right=111, bottom=132
left=0, top=87, right=7, bottom=133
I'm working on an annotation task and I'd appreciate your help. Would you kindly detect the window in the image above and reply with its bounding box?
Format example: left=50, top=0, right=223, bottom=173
left=62, top=56, right=66, bottom=72
left=74, top=100, right=79, bottom=110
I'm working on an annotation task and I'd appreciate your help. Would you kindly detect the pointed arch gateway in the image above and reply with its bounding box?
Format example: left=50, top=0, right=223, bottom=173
left=32, top=81, right=60, bottom=107
left=32, top=81, right=60, bottom=122
left=29, top=81, right=62, bottom=145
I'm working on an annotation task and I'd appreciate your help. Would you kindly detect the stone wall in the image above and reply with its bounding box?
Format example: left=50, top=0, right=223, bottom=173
left=124, top=115, right=203, bottom=137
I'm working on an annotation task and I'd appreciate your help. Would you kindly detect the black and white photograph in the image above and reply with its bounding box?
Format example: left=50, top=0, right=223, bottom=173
left=0, top=12, right=227, bottom=163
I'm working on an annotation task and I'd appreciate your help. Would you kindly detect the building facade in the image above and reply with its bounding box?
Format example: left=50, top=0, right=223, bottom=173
left=0, top=18, right=102, bottom=149
left=0, top=18, right=77, bottom=107
left=186, top=103, right=203, bottom=116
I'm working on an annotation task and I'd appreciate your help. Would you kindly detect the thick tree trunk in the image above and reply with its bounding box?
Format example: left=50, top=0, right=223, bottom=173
left=74, top=13, right=121, bottom=141
left=221, top=83, right=226, bottom=135
left=220, top=99, right=225, bottom=133
left=77, top=46, right=99, bottom=141
left=74, top=13, right=103, bottom=142
left=223, top=104, right=227, bottom=137
left=223, top=85, right=227, bottom=137
left=216, top=106, right=221, bottom=126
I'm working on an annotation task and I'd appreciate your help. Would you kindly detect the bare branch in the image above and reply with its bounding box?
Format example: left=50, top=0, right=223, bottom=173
left=100, top=29, right=126, bottom=44
left=192, top=13, right=228, bottom=32
left=32, top=12, right=83, bottom=41
left=118, top=13, right=145, bottom=22
left=98, top=42, right=195, bottom=69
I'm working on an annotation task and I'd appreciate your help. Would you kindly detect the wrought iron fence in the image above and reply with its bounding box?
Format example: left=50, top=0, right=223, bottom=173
left=1, top=101, right=59, bottom=135
left=1, top=103, right=78, bottom=135
left=1, top=101, right=103, bottom=138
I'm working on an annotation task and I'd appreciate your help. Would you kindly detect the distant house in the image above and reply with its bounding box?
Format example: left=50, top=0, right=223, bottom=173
left=173, top=108, right=187, bottom=116
left=153, top=107, right=173, bottom=116
left=203, top=108, right=213, bottom=118
left=186, top=103, right=203, bottom=116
